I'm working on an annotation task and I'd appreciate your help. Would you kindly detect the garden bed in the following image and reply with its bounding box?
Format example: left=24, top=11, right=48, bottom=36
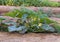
left=0, top=16, right=59, bottom=42
left=0, top=0, right=60, bottom=42
left=0, top=5, right=60, bottom=42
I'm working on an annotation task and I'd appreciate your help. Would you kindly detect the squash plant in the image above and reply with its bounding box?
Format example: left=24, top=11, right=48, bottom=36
left=0, top=7, right=60, bottom=33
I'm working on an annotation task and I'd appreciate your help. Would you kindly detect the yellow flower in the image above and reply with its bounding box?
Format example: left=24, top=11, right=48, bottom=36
left=38, top=23, right=42, bottom=26
left=33, top=18, right=36, bottom=21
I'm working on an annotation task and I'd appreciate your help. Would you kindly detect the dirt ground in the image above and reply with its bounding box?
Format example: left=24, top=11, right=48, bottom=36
left=0, top=32, right=60, bottom=42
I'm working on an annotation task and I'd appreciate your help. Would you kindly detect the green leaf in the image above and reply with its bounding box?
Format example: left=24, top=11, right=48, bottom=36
left=8, top=25, right=27, bottom=34
left=52, top=23, right=60, bottom=33
left=41, top=24, right=56, bottom=32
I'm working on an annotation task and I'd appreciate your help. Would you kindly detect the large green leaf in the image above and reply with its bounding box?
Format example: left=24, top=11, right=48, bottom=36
left=41, top=24, right=56, bottom=32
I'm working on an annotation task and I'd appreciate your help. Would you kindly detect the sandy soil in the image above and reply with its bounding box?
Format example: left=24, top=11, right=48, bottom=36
left=0, top=32, right=60, bottom=42
left=0, top=6, right=60, bottom=14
